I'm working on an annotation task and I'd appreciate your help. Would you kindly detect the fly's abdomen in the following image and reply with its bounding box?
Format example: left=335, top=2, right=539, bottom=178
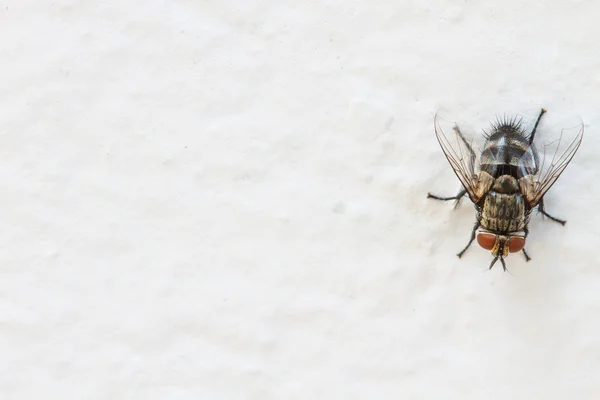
left=480, top=130, right=538, bottom=178
left=480, top=191, right=527, bottom=232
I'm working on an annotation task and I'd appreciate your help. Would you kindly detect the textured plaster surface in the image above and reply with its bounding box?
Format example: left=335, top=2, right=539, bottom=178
left=1, top=1, right=599, bottom=398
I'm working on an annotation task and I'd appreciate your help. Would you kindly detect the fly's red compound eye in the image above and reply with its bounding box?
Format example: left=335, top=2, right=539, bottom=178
left=508, top=237, right=526, bottom=253
left=476, top=233, right=496, bottom=251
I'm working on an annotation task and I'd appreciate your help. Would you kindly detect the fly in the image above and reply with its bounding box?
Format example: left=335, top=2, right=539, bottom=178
left=428, top=108, right=584, bottom=271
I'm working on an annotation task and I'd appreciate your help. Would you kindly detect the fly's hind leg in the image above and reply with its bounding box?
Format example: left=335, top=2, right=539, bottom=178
left=457, top=220, right=480, bottom=258
left=537, top=197, right=566, bottom=225
left=529, top=108, right=547, bottom=145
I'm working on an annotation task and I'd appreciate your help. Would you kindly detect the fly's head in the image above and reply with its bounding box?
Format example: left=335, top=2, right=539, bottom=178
left=476, top=230, right=526, bottom=271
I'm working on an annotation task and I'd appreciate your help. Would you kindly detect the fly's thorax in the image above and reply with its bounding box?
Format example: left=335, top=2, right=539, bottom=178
left=479, top=188, right=527, bottom=232
left=492, top=174, right=519, bottom=194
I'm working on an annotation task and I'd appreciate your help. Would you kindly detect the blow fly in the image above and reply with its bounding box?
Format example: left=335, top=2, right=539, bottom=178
left=428, top=108, right=583, bottom=271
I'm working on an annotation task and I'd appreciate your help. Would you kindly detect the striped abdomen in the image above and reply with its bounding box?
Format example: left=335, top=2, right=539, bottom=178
left=480, top=126, right=538, bottom=179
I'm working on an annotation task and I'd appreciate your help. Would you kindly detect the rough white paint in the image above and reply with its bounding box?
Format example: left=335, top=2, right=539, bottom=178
left=0, top=1, right=599, bottom=398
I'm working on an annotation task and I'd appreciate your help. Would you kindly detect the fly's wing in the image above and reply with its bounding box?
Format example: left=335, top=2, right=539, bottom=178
left=519, top=123, right=584, bottom=207
left=433, top=114, right=480, bottom=203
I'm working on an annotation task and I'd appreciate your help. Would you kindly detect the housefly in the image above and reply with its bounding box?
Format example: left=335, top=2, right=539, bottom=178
left=428, top=108, right=583, bottom=271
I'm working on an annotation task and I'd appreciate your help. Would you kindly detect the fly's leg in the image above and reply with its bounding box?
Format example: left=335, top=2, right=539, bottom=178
left=427, top=188, right=467, bottom=201
left=457, top=220, right=480, bottom=258
left=529, top=108, right=547, bottom=145
left=537, top=197, right=566, bottom=225
left=427, top=188, right=467, bottom=208
left=489, top=256, right=511, bottom=272
left=521, top=226, right=531, bottom=261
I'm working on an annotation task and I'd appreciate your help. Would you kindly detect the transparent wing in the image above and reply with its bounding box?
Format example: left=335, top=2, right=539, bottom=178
left=433, top=114, right=479, bottom=202
left=522, top=123, right=584, bottom=207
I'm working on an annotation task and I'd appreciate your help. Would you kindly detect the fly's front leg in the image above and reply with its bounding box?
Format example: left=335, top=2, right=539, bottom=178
left=537, top=197, right=566, bottom=225
left=457, top=220, right=480, bottom=258
left=521, top=226, right=531, bottom=261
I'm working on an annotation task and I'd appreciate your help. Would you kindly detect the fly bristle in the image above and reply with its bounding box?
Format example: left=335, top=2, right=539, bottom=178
left=484, top=114, right=523, bottom=139
left=490, top=114, right=524, bottom=133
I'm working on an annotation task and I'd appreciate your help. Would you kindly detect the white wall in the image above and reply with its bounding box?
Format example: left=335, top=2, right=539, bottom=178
left=1, top=1, right=599, bottom=398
